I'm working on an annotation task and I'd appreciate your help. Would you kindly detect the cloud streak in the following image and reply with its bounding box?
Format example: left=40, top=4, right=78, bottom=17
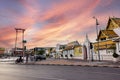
left=0, top=0, right=120, bottom=48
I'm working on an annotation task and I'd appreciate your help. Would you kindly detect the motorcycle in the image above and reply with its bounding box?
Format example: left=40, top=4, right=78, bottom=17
left=15, top=56, right=23, bottom=64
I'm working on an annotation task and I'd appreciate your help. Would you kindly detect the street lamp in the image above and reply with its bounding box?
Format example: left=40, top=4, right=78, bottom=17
left=93, top=17, right=100, bottom=61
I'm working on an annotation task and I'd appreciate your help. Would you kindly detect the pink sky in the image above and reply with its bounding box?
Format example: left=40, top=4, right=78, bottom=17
left=0, top=0, right=120, bottom=49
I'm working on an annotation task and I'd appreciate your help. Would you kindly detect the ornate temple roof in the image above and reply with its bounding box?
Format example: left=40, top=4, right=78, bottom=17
left=98, top=30, right=118, bottom=40
left=106, top=17, right=120, bottom=30
left=64, top=41, right=80, bottom=50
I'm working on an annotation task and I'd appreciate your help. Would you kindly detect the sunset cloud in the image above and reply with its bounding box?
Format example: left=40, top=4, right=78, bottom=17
left=0, top=0, right=120, bottom=48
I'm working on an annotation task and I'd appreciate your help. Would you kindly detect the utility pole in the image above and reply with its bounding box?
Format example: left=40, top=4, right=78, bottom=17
left=93, top=17, right=100, bottom=61
left=22, top=29, right=25, bottom=62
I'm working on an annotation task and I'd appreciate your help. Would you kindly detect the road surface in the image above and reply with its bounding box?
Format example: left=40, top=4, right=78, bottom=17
left=0, top=63, right=120, bottom=80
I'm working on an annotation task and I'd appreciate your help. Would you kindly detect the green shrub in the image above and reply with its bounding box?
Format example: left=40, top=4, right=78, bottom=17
left=113, top=53, right=119, bottom=58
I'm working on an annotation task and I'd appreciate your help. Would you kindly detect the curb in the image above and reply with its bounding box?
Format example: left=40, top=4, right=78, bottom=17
left=13, top=63, right=120, bottom=68
left=9, top=63, right=120, bottom=68
left=4, top=60, right=120, bottom=68
left=33, top=63, right=120, bottom=68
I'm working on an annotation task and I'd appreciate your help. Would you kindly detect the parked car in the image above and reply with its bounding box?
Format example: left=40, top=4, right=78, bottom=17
left=34, top=55, right=46, bottom=61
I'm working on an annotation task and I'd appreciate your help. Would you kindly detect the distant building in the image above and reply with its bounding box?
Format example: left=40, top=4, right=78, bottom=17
left=4, top=48, right=12, bottom=56
left=74, top=45, right=83, bottom=59
left=11, top=47, right=23, bottom=56
left=50, top=47, right=56, bottom=58
left=0, top=47, right=5, bottom=57
left=63, top=41, right=80, bottom=59
left=55, top=44, right=66, bottom=58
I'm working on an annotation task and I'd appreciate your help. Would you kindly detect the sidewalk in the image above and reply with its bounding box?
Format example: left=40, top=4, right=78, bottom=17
left=0, top=57, right=17, bottom=62
left=33, top=58, right=120, bottom=68
left=1, top=58, right=120, bottom=68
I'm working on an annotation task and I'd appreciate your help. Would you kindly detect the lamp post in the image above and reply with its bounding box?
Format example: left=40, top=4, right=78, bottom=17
left=93, top=17, right=100, bottom=61
left=22, top=29, right=25, bottom=62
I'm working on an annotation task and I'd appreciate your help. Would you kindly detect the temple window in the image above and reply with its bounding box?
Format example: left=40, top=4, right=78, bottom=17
left=101, top=38, right=106, bottom=41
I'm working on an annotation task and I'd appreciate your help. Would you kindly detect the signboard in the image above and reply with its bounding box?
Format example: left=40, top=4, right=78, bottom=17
left=0, top=48, right=5, bottom=54
left=0, top=48, right=5, bottom=51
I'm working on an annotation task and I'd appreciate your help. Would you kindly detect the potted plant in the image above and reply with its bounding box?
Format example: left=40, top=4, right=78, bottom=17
left=113, top=53, right=119, bottom=58
left=112, top=52, right=119, bottom=62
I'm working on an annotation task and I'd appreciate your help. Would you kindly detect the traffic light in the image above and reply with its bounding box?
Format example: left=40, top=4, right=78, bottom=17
left=90, top=43, right=93, bottom=49
left=23, top=40, right=27, bottom=43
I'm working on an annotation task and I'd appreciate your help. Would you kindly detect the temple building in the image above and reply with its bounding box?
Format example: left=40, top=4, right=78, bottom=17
left=93, top=17, right=120, bottom=61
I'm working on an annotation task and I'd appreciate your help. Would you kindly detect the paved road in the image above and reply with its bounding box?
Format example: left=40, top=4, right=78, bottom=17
left=0, top=63, right=120, bottom=80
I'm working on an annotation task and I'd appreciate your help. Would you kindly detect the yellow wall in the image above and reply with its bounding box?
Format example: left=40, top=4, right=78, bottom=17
left=74, top=47, right=82, bottom=57
left=93, top=40, right=116, bottom=52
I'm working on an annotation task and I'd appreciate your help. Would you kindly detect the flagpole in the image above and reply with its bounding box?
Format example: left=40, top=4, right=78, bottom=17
left=93, top=17, right=100, bottom=61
